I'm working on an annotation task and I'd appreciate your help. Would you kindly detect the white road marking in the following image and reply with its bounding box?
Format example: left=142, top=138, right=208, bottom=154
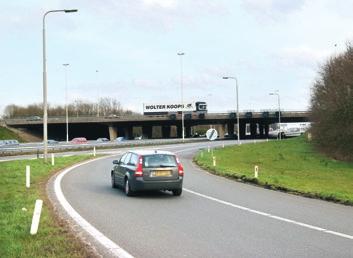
left=54, top=156, right=134, bottom=258
left=184, top=188, right=353, bottom=241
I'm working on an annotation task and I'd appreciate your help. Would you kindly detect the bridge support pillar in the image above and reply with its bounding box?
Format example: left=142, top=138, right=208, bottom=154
left=170, top=126, right=177, bottom=138
left=240, top=122, right=246, bottom=139
left=124, top=126, right=133, bottom=140
left=108, top=125, right=118, bottom=140
left=227, top=123, right=234, bottom=137
left=142, top=126, right=153, bottom=139
left=162, top=126, right=171, bottom=138
left=152, top=126, right=162, bottom=138
left=250, top=123, right=257, bottom=138
left=217, top=124, right=226, bottom=139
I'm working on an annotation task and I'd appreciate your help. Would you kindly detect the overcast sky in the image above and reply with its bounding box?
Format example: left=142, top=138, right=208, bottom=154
left=1, top=0, right=353, bottom=114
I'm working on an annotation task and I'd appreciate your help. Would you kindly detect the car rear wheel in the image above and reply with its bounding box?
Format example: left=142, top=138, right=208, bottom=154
left=124, top=179, right=134, bottom=196
left=172, top=188, right=182, bottom=196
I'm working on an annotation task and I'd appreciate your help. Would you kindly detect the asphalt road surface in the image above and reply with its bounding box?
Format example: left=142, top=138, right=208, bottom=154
left=59, top=141, right=353, bottom=258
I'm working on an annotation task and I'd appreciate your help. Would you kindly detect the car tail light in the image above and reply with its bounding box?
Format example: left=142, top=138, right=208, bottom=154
left=176, top=157, right=184, bottom=176
left=135, top=156, right=143, bottom=177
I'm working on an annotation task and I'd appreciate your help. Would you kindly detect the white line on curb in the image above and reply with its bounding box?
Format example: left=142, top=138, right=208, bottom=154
left=183, top=188, right=353, bottom=240
left=54, top=157, right=134, bottom=258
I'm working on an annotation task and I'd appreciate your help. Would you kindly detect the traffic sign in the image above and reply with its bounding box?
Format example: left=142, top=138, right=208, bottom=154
left=206, top=128, right=218, bottom=141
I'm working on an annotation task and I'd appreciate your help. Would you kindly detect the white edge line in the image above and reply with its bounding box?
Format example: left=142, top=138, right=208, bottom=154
left=183, top=188, right=353, bottom=240
left=54, top=156, right=134, bottom=258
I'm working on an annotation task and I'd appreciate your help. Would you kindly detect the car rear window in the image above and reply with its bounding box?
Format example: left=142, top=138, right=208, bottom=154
left=143, top=154, right=177, bottom=168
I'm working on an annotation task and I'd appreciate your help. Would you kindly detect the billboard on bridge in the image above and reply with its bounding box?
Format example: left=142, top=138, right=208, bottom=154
left=143, top=102, right=196, bottom=114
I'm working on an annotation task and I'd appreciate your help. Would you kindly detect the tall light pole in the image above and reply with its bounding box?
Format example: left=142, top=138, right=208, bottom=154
left=222, top=76, right=240, bottom=145
left=269, top=91, right=281, bottom=140
left=43, top=9, right=78, bottom=161
left=177, top=52, right=185, bottom=142
left=63, top=63, right=70, bottom=142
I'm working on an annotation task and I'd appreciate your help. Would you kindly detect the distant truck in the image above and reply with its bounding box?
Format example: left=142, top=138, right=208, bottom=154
left=143, top=101, right=207, bottom=118
left=269, top=122, right=311, bottom=138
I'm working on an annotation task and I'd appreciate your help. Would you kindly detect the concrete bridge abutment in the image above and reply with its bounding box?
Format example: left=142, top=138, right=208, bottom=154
left=108, top=125, right=118, bottom=140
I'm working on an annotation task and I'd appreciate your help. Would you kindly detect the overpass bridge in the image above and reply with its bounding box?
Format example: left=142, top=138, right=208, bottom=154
left=4, top=111, right=310, bottom=141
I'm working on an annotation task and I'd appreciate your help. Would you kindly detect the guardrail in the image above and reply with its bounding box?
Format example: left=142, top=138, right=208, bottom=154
left=0, top=138, right=208, bottom=157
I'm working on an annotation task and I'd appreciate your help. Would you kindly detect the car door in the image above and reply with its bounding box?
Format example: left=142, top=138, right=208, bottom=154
left=115, top=153, right=127, bottom=186
left=116, top=153, right=131, bottom=185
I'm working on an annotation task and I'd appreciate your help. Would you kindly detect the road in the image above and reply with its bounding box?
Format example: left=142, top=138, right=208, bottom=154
left=55, top=141, right=353, bottom=257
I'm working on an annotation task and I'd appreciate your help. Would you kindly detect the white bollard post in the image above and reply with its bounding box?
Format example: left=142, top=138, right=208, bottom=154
left=30, top=199, right=43, bottom=235
left=26, top=165, right=30, bottom=188
left=213, top=156, right=216, bottom=167
left=51, top=153, right=55, bottom=166
left=208, top=146, right=210, bottom=153
left=222, top=143, right=225, bottom=148
left=93, top=146, right=96, bottom=157
left=267, top=138, right=269, bottom=142
left=254, top=165, right=259, bottom=178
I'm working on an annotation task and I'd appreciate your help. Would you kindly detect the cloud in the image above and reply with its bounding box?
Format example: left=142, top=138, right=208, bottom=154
left=275, top=46, right=330, bottom=68
left=142, top=0, right=178, bottom=9
left=242, top=0, right=306, bottom=21
left=66, top=0, right=228, bottom=31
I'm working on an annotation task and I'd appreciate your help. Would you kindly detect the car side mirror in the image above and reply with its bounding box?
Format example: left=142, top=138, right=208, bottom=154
left=112, top=160, right=120, bottom=165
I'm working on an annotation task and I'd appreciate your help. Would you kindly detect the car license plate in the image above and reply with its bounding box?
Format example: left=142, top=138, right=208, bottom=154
left=152, top=170, right=171, bottom=177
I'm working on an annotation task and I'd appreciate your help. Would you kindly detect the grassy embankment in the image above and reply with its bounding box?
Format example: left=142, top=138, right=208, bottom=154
left=194, top=137, right=353, bottom=205
left=0, top=155, right=96, bottom=258
left=0, top=126, right=24, bottom=142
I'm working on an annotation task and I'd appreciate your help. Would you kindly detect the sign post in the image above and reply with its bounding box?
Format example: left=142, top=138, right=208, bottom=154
left=26, top=165, right=30, bottom=188
left=206, top=128, right=218, bottom=141
left=254, top=165, right=259, bottom=178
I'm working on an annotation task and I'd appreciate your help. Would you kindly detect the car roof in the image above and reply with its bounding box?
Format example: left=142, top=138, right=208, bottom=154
left=128, top=149, right=176, bottom=156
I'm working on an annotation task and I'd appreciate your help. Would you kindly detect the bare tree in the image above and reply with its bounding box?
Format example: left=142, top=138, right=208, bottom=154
left=310, top=43, right=353, bottom=161
left=3, top=98, right=138, bottom=118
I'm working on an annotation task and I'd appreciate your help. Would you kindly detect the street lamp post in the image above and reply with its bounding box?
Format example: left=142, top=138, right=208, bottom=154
left=42, top=9, right=77, bottom=161
left=269, top=91, right=281, bottom=140
left=222, top=76, right=240, bottom=145
left=63, top=63, right=70, bottom=142
left=177, top=52, right=185, bottom=142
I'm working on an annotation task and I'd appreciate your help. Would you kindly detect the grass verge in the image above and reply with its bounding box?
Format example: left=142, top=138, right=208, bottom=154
left=194, top=137, right=353, bottom=205
left=0, top=155, right=96, bottom=258
left=0, top=126, right=24, bottom=142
